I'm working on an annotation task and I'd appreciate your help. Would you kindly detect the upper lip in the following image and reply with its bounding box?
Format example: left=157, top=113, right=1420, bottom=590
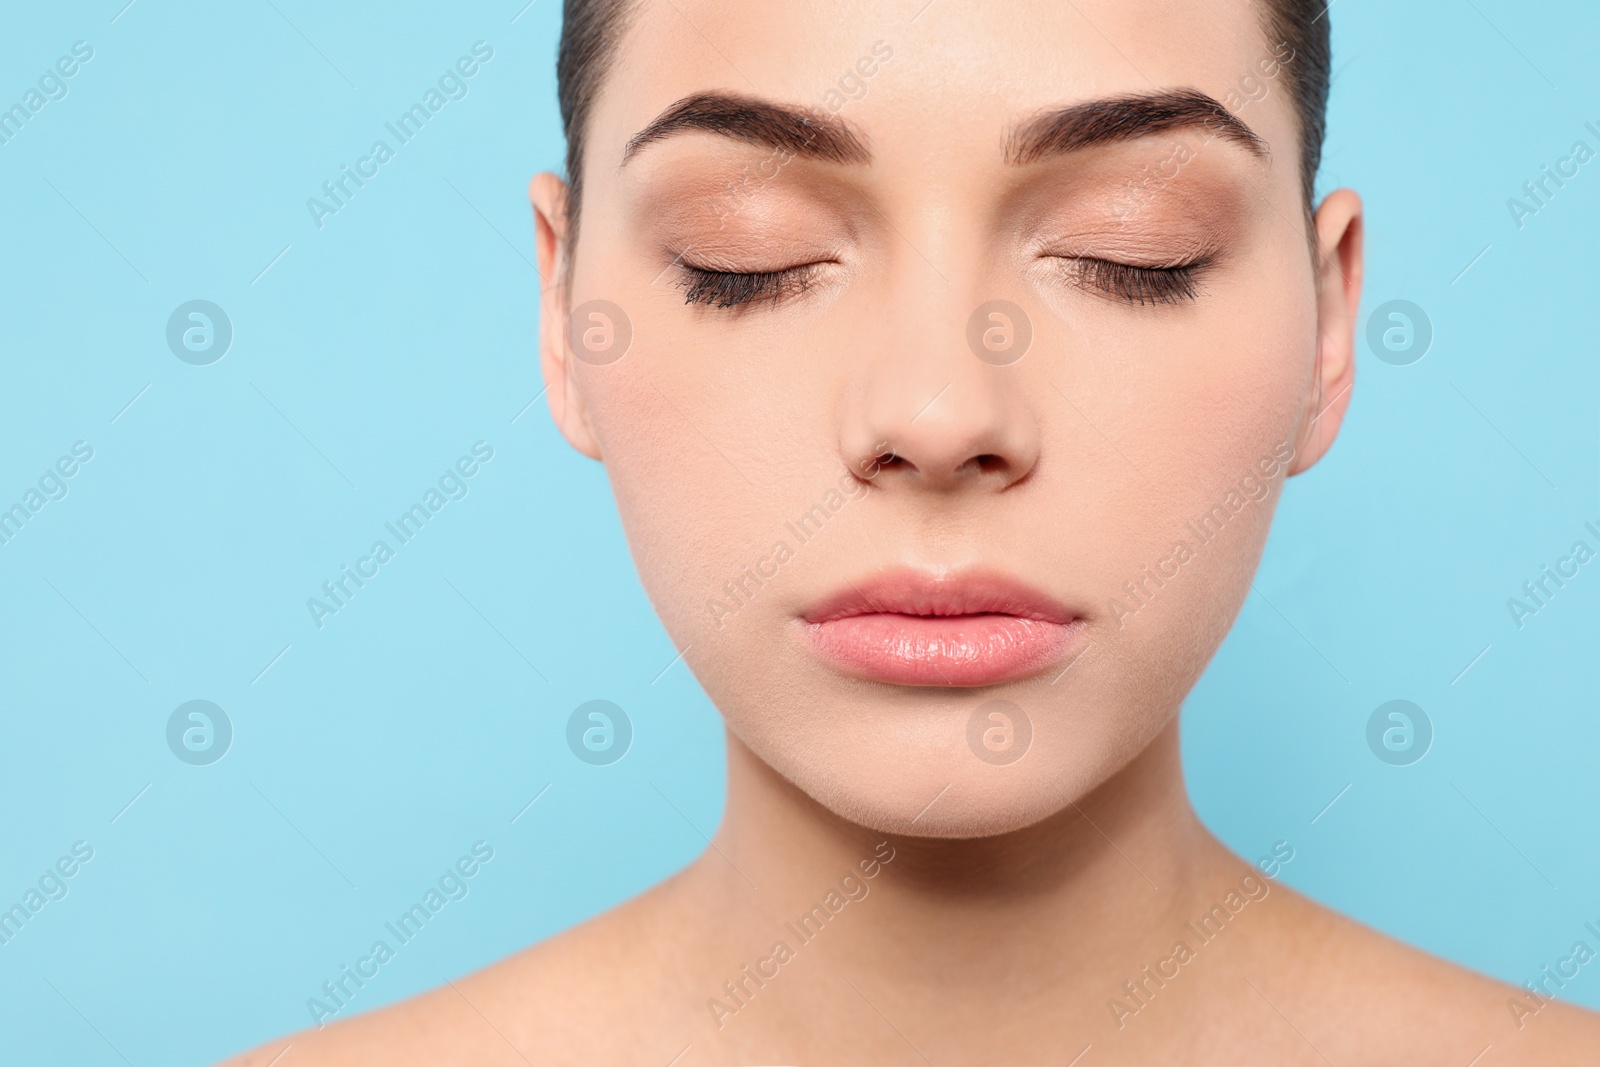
left=799, top=567, right=1078, bottom=625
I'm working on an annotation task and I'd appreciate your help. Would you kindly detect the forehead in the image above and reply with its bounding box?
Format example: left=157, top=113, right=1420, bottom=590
left=590, top=0, right=1296, bottom=176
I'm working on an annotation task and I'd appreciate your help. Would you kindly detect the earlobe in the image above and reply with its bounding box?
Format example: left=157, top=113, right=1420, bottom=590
left=1289, top=188, right=1364, bottom=475
left=530, top=172, right=604, bottom=461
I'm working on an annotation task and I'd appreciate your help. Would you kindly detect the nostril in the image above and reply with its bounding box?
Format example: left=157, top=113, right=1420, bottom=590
left=973, top=454, right=1008, bottom=475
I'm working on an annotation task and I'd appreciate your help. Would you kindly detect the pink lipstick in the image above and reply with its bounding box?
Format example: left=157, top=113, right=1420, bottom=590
left=797, top=568, right=1084, bottom=686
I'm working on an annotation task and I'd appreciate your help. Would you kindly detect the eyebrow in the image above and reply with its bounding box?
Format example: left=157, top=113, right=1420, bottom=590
left=1007, top=88, right=1267, bottom=165
left=620, top=87, right=1267, bottom=170
left=621, top=92, right=870, bottom=166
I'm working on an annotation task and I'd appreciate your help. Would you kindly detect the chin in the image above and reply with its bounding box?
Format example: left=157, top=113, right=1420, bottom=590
left=725, top=680, right=1166, bottom=841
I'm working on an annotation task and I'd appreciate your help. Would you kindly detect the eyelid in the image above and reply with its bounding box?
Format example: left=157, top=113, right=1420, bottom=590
left=1032, top=229, right=1221, bottom=264
left=677, top=253, right=827, bottom=274
left=1057, top=250, right=1215, bottom=272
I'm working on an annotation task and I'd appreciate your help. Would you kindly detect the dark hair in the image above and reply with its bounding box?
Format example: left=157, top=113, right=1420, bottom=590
left=1260, top=0, right=1331, bottom=208
left=557, top=0, right=1329, bottom=241
left=556, top=0, right=636, bottom=251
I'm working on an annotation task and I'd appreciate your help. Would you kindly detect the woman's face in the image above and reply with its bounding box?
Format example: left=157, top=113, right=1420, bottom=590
left=535, top=0, right=1360, bottom=837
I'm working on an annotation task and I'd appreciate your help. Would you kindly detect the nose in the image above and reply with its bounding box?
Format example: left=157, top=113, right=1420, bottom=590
left=840, top=300, right=1041, bottom=493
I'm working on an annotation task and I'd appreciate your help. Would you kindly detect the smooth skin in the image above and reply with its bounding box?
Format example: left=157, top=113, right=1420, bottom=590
left=227, top=0, right=1600, bottom=1062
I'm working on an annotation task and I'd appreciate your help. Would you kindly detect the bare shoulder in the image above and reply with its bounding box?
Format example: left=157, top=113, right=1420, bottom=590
left=217, top=869, right=708, bottom=1067
left=1242, top=880, right=1600, bottom=1064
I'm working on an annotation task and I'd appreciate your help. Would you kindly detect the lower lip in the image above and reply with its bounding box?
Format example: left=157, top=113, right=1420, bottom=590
left=801, top=613, right=1082, bottom=687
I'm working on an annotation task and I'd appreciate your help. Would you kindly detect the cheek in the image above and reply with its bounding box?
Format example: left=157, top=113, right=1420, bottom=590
left=1057, top=251, right=1316, bottom=693
left=570, top=223, right=877, bottom=652
left=573, top=304, right=822, bottom=647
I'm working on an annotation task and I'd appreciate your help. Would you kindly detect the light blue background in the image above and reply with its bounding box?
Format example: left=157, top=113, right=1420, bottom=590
left=1, top=2, right=1595, bottom=1062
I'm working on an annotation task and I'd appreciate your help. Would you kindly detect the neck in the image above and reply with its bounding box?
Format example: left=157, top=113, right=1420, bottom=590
left=692, top=719, right=1241, bottom=1013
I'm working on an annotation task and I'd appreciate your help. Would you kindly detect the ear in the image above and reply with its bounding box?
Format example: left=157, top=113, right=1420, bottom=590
left=1288, top=188, right=1363, bottom=475
left=530, top=172, right=603, bottom=461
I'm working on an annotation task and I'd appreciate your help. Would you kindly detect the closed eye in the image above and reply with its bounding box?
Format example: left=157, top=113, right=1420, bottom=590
left=1055, top=256, right=1212, bottom=306
left=676, top=262, right=823, bottom=309
left=673, top=255, right=1208, bottom=309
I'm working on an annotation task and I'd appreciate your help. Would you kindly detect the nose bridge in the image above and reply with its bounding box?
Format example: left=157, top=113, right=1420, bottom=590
left=841, top=269, right=1040, bottom=491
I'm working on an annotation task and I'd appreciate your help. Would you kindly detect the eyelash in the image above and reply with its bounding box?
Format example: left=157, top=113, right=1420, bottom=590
left=1058, top=256, right=1208, bottom=306
left=673, top=255, right=1209, bottom=310
left=677, top=263, right=820, bottom=309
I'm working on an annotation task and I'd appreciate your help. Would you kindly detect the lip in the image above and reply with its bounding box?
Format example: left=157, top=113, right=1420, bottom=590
left=797, top=568, right=1085, bottom=687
